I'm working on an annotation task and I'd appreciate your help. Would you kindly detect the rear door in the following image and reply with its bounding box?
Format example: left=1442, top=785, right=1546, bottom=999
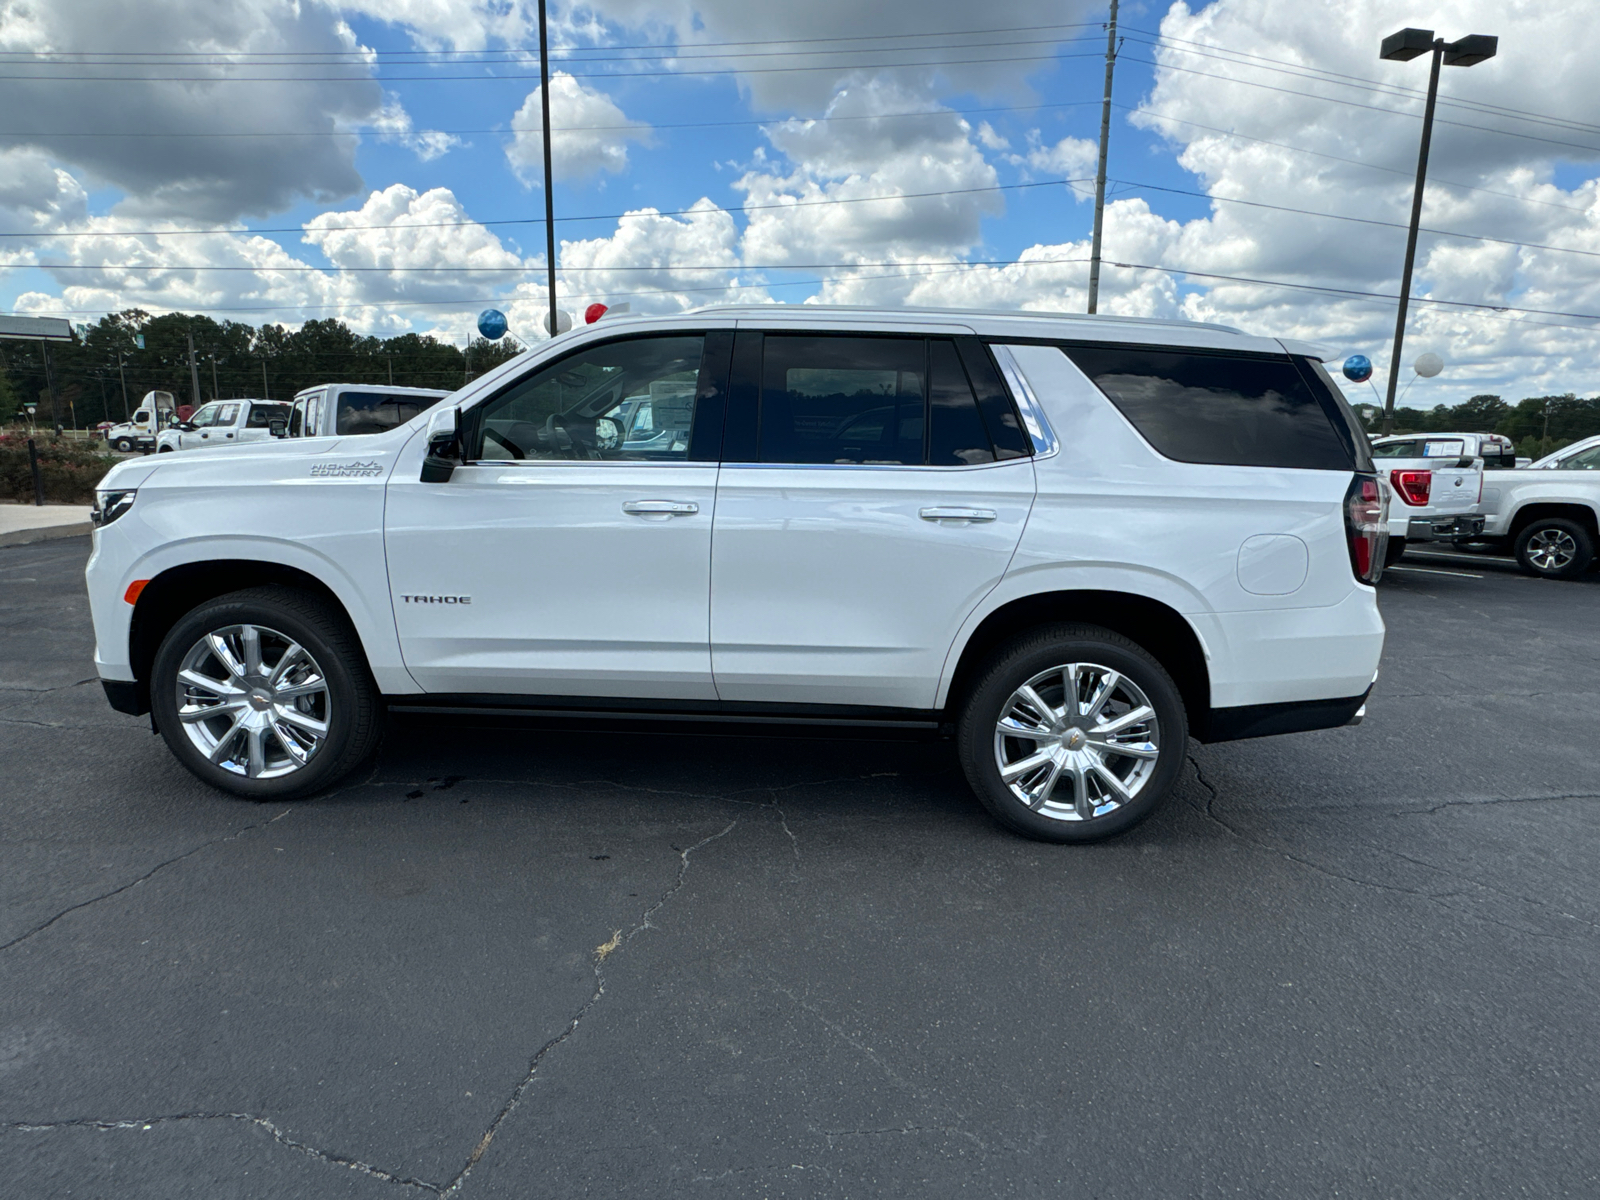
left=709, top=332, right=1035, bottom=709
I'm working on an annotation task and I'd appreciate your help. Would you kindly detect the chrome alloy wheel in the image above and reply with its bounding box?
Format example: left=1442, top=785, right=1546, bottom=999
left=1527, top=528, right=1578, bottom=572
left=993, top=662, right=1161, bottom=822
left=174, top=624, right=331, bottom=778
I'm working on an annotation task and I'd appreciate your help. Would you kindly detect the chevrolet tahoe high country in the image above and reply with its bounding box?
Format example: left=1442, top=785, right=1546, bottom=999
left=85, top=306, right=1388, bottom=843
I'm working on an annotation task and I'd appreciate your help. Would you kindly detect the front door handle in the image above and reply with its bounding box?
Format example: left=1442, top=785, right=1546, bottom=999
left=920, top=506, right=997, bottom=523
left=622, top=500, right=699, bottom=516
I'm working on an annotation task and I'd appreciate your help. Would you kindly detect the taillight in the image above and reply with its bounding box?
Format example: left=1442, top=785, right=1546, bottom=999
left=1390, top=468, right=1431, bottom=506
left=1345, top=473, right=1389, bottom=584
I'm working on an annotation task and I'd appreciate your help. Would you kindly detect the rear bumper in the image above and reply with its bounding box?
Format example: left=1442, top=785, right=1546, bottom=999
left=1200, top=685, right=1371, bottom=743
left=1404, top=514, right=1484, bottom=542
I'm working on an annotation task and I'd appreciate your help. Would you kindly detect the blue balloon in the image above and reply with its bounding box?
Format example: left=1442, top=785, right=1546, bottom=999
left=476, top=308, right=508, bottom=340
left=1342, top=354, right=1373, bottom=383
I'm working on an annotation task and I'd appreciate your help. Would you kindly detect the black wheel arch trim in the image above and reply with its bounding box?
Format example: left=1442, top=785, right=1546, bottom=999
left=1198, top=688, right=1371, bottom=744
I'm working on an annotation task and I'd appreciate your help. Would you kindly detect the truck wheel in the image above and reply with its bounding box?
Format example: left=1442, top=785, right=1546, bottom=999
left=957, top=624, right=1187, bottom=843
left=1514, top=518, right=1594, bottom=579
left=113, top=437, right=134, bottom=453
left=151, top=587, right=382, bottom=800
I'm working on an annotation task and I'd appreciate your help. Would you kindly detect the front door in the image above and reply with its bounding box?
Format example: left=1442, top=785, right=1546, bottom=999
left=710, top=333, right=1036, bottom=710
left=385, top=331, right=731, bottom=699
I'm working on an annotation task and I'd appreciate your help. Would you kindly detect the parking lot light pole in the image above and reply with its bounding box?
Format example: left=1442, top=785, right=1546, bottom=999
left=1378, top=27, right=1498, bottom=435
left=538, top=0, right=558, bottom=339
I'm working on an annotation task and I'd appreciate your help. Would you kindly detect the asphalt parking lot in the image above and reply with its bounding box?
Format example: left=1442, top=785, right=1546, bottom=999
left=3, top=538, right=1597, bottom=1198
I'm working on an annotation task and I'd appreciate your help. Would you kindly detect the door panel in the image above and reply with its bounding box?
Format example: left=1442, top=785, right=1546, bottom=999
left=710, top=460, right=1034, bottom=708
left=386, top=462, right=718, bottom=697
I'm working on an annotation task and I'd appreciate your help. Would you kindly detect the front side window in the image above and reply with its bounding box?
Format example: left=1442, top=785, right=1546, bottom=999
left=1557, top=446, right=1600, bottom=470
left=473, top=336, right=706, bottom=462
left=1064, top=346, right=1355, bottom=470
left=189, top=404, right=219, bottom=428
left=289, top=400, right=305, bottom=436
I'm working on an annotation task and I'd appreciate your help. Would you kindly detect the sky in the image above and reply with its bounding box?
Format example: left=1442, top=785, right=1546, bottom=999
left=2, top=0, right=1599, bottom=407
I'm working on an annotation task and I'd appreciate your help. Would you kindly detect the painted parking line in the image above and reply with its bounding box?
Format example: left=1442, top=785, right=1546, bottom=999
left=1387, top=565, right=1485, bottom=579
left=1406, top=550, right=1517, bottom=566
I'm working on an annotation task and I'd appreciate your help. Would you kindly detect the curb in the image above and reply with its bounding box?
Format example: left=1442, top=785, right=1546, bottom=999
left=0, top=522, right=93, bottom=548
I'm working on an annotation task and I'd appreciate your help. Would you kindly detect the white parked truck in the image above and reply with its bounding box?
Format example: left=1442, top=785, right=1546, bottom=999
left=1477, top=439, right=1600, bottom=578
left=154, top=399, right=293, bottom=453
left=288, top=384, right=451, bottom=439
left=105, top=391, right=177, bottom=453
left=1369, top=433, right=1486, bottom=564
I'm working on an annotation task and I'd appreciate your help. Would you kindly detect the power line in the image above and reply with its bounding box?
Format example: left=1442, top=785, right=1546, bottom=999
left=0, top=177, right=1089, bottom=240
left=0, top=99, right=1101, bottom=140
left=0, top=22, right=1109, bottom=60
left=0, top=35, right=1106, bottom=71
left=1108, top=178, right=1600, bottom=262
left=0, top=50, right=1105, bottom=83
left=1120, top=30, right=1600, bottom=141
left=1119, top=104, right=1600, bottom=219
left=1118, top=54, right=1600, bottom=158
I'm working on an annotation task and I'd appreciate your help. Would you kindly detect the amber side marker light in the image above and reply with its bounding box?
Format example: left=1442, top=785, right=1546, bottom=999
left=124, top=579, right=150, bottom=605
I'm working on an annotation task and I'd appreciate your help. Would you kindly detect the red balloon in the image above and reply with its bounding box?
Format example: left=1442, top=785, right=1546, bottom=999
left=585, top=303, right=609, bottom=324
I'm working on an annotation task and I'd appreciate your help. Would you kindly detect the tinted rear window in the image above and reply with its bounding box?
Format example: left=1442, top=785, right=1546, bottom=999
left=1062, top=346, right=1355, bottom=470
left=337, top=391, right=442, bottom=436
left=246, top=404, right=290, bottom=428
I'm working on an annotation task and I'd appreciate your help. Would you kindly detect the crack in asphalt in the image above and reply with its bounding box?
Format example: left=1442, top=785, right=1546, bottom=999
left=0, top=808, right=294, bottom=954
left=2, top=1112, right=441, bottom=1192
left=1186, top=756, right=1597, bottom=941
left=5, top=817, right=743, bottom=1196
left=436, top=819, right=740, bottom=1198
left=769, top=981, right=988, bottom=1155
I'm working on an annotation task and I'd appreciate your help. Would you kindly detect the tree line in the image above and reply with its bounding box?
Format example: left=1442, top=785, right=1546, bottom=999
left=1372, top=393, right=1600, bottom=459
left=0, top=310, right=525, bottom=428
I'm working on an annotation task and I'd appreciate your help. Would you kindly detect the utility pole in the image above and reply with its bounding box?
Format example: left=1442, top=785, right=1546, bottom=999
left=40, top=339, right=62, bottom=433
left=261, top=357, right=269, bottom=398
left=186, top=328, right=202, bottom=411
left=538, top=0, right=559, bottom=338
left=211, top=356, right=220, bottom=400
left=1086, top=0, right=1119, bottom=315
left=118, top=352, right=131, bottom=420
left=388, top=353, right=394, bottom=386
left=1377, top=28, right=1497, bottom=434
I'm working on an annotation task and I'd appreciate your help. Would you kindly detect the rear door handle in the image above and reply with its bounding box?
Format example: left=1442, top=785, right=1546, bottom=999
left=622, top=500, right=699, bottom=516
left=920, top=506, right=997, bottom=523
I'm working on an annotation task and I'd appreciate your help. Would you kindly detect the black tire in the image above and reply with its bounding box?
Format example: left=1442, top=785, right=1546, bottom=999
left=1383, top=536, right=1407, bottom=568
left=956, top=624, right=1188, bottom=843
left=151, top=586, right=382, bottom=800
left=113, top=437, right=134, bottom=453
left=1513, top=517, right=1594, bottom=579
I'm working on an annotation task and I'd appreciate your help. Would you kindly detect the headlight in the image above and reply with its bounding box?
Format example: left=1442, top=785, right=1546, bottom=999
left=92, top=489, right=137, bottom=527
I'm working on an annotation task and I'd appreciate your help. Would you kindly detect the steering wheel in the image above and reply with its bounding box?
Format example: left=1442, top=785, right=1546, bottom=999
left=541, top=413, right=617, bottom=459
left=481, top=426, right=525, bottom=460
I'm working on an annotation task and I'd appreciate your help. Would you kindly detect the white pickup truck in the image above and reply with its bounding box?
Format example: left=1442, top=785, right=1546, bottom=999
left=288, top=384, right=451, bottom=439
left=1477, top=437, right=1600, bottom=578
left=1369, top=434, right=1486, bottom=564
left=154, top=398, right=293, bottom=453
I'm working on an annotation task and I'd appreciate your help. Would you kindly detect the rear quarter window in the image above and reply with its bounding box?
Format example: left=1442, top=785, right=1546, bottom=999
left=1061, top=345, right=1356, bottom=471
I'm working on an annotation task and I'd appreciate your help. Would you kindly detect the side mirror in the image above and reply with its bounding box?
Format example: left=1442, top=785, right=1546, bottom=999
left=268, top=419, right=287, bottom=437
left=421, top=406, right=461, bottom=483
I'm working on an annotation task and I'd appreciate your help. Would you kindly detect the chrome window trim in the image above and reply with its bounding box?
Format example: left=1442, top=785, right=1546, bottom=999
left=988, top=344, right=1059, bottom=459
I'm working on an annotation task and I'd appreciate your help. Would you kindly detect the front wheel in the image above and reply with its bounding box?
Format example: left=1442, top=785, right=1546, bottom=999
left=113, top=437, right=134, bottom=453
left=1513, top=518, right=1594, bottom=579
left=151, top=586, right=382, bottom=800
left=957, top=625, right=1188, bottom=843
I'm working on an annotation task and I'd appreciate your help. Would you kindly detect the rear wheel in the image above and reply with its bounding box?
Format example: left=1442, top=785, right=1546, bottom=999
left=957, top=625, right=1187, bottom=843
left=1513, top=518, right=1594, bottom=579
left=151, top=586, right=382, bottom=799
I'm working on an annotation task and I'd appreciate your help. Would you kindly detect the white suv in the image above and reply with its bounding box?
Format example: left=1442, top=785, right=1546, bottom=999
left=85, top=306, right=1387, bottom=843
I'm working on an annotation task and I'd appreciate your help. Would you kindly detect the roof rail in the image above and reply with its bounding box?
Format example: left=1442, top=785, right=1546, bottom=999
left=684, top=301, right=1243, bottom=334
